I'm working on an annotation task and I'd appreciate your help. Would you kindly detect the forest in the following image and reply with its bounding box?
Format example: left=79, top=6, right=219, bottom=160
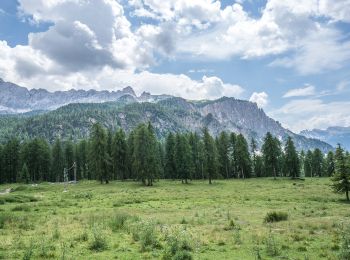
left=1, top=122, right=349, bottom=200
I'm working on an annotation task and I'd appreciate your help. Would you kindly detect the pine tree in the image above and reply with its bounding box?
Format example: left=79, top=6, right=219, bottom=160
left=51, top=138, right=64, bottom=182
left=250, top=138, right=258, bottom=177
left=331, top=144, right=350, bottom=201
left=2, top=138, right=20, bottom=183
left=106, top=129, right=114, bottom=179
left=235, top=134, right=252, bottom=178
left=230, top=133, right=237, bottom=178
left=189, top=132, right=204, bottom=180
left=175, top=134, right=193, bottom=184
left=325, top=151, right=335, bottom=177
left=203, top=128, right=217, bottom=184
left=284, top=137, right=300, bottom=179
left=299, top=150, right=306, bottom=178
left=312, top=148, right=324, bottom=177
left=304, top=150, right=313, bottom=177
left=126, top=131, right=136, bottom=180
left=90, top=123, right=109, bottom=184
left=132, top=123, right=160, bottom=186
left=20, top=163, right=30, bottom=184
left=112, top=129, right=127, bottom=180
left=217, top=132, right=230, bottom=179
left=64, top=140, right=75, bottom=180
left=262, top=132, right=281, bottom=179
left=165, top=133, right=177, bottom=179
left=0, top=145, right=3, bottom=184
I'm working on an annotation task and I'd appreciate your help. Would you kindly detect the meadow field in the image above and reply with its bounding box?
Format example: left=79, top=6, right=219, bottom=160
left=0, top=178, right=349, bottom=259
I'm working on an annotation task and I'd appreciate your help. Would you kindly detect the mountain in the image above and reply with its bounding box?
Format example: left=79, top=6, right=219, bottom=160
left=0, top=79, right=332, bottom=152
left=0, top=78, right=170, bottom=114
left=300, top=127, right=350, bottom=150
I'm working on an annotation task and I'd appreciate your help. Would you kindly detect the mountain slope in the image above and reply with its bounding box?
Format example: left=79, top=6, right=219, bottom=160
left=300, top=127, right=350, bottom=150
left=0, top=89, right=333, bottom=152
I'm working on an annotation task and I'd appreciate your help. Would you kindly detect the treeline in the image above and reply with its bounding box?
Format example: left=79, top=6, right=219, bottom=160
left=0, top=123, right=348, bottom=186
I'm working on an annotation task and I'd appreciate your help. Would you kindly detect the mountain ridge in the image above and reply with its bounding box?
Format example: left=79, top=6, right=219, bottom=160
left=0, top=79, right=333, bottom=152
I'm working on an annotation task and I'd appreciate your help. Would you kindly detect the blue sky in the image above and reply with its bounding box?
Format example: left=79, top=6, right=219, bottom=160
left=0, top=0, right=350, bottom=132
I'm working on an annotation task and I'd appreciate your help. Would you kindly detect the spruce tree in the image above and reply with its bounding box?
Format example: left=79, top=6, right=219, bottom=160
left=304, top=150, right=313, bottom=177
left=203, top=128, right=217, bottom=184
left=20, top=163, right=30, bottom=184
left=262, top=132, right=281, bottom=179
left=312, top=148, right=324, bottom=177
left=250, top=138, right=257, bottom=177
left=51, top=138, right=64, bottom=182
left=331, top=144, right=350, bottom=201
left=165, top=133, right=177, bottom=179
left=284, top=137, right=300, bottom=179
left=325, top=151, right=335, bottom=177
left=235, top=134, right=251, bottom=178
left=64, top=140, right=75, bottom=180
left=189, top=133, right=204, bottom=180
left=217, top=131, right=230, bottom=179
left=175, top=134, right=193, bottom=184
left=112, top=129, right=127, bottom=180
left=90, top=123, right=109, bottom=184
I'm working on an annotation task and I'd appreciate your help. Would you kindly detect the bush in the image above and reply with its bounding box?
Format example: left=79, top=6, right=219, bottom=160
left=89, top=226, right=108, bottom=252
left=138, top=222, right=160, bottom=252
left=163, top=229, right=193, bottom=260
left=264, top=211, right=288, bottom=223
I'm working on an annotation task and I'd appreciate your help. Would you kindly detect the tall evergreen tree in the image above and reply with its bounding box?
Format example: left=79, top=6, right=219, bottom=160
left=51, top=138, right=64, bottom=182
left=164, top=133, right=177, bottom=179
left=284, top=137, right=300, bottom=179
left=230, top=132, right=237, bottom=178
left=189, top=132, right=204, bottom=180
left=312, top=148, right=324, bottom=177
left=64, top=140, right=75, bottom=180
left=325, top=151, right=335, bottom=177
left=217, top=131, right=231, bottom=179
left=90, top=123, right=109, bottom=184
left=331, top=144, right=350, bottom=201
left=250, top=138, right=258, bottom=177
left=132, top=123, right=160, bottom=186
left=174, top=134, right=193, bottom=183
left=112, top=129, right=127, bottom=180
left=262, top=132, right=281, bottom=179
left=203, top=128, right=217, bottom=184
left=235, top=134, right=251, bottom=178
left=304, top=150, right=313, bottom=177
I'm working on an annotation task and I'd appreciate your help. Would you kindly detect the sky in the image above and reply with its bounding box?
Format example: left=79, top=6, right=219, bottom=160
left=0, top=0, right=350, bottom=132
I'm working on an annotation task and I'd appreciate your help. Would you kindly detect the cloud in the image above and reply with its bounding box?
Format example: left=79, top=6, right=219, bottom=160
left=270, top=99, right=350, bottom=132
left=283, top=84, right=315, bottom=98
left=249, top=92, right=268, bottom=108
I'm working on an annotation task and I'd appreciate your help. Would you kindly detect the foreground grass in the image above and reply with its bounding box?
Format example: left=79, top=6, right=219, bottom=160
left=0, top=178, right=349, bottom=259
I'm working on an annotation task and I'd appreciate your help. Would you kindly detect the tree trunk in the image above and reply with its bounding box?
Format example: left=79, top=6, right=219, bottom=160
left=209, top=176, right=212, bottom=184
left=273, top=167, right=276, bottom=180
left=346, top=190, right=349, bottom=201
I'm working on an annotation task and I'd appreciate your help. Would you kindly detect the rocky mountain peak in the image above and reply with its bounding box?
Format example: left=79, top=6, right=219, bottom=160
left=122, top=86, right=136, bottom=96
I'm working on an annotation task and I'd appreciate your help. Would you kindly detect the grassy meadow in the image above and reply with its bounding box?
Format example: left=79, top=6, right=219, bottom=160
left=0, top=178, right=349, bottom=259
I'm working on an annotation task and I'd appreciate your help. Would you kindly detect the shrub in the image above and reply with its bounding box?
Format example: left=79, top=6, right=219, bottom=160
left=89, top=226, right=108, bottom=252
left=162, top=229, right=193, bottom=260
left=138, top=222, right=160, bottom=252
left=264, top=211, right=288, bottom=223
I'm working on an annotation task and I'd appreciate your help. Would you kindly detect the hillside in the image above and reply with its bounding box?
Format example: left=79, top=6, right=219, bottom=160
left=0, top=90, right=332, bottom=152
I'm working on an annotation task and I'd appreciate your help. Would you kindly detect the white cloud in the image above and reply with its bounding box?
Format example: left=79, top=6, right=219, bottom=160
left=283, top=84, right=315, bottom=98
left=270, top=99, right=350, bottom=132
left=249, top=92, right=268, bottom=108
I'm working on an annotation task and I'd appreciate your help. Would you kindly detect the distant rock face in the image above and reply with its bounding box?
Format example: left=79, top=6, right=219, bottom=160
left=300, top=127, right=350, bottom=150
left=0, top=79, right=333, bottom=152
left=0, top=79, right=142, bottom=113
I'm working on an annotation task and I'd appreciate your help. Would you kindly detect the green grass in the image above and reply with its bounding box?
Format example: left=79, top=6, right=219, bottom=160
left=0, top=178, right=349, bottom=259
